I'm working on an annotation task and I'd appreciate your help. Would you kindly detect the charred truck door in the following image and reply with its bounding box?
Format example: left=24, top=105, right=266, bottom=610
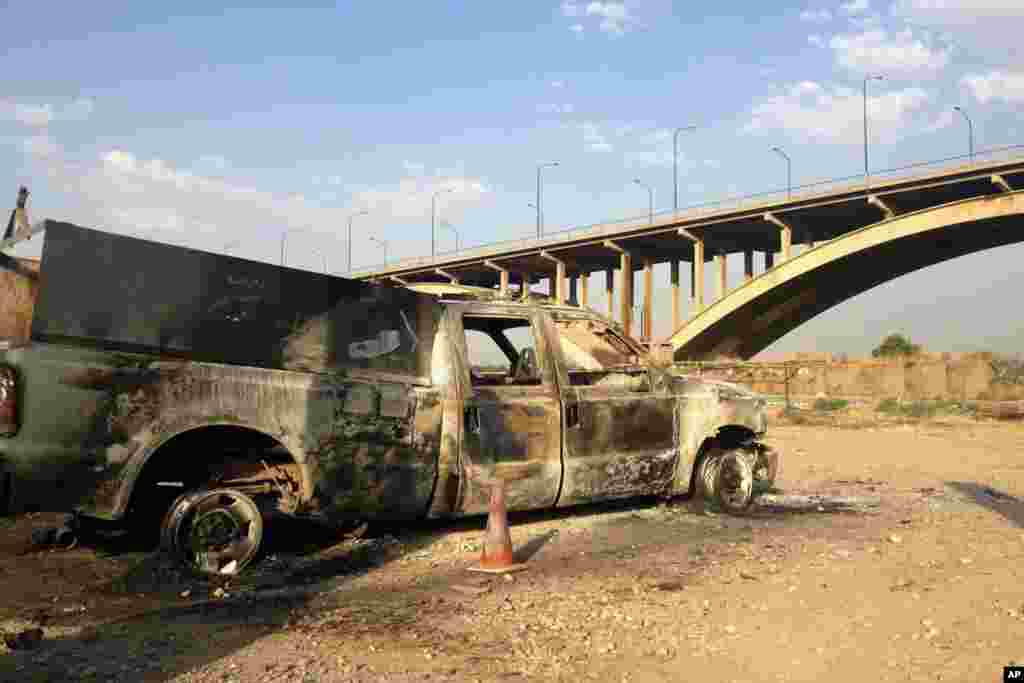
left=549, top=315, right=678, bottom=505
left=455, top=309, right=562, bottom=514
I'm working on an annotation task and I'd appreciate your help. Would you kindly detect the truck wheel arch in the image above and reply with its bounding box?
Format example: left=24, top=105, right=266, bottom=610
left=684, top=425, right=759, bottom=498
left=114, top=421, right=311, bottom=522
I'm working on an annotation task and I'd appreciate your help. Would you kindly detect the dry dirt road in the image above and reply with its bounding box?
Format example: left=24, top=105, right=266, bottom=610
left=2, top=418, right=1024, bottom=683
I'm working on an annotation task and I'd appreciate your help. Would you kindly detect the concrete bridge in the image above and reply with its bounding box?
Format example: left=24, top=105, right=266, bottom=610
left=351, top=147, right=1024, bottom=360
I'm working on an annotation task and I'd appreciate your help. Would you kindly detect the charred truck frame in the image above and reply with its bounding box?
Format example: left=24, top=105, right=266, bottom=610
left=0, top=218, right=779, bottom=575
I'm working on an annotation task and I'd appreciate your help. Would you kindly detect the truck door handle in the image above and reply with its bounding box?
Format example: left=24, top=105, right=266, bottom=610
left=566, top=404, right=580, bottom=428
left=464, top=406, right=481, bottom=434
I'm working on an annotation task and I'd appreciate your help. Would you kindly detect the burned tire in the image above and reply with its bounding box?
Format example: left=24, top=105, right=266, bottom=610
left=695, top=449, right=724, bottom=502
left=161, top=489, right=263, bottom=576
left=715, top=451, right=755, bottom=513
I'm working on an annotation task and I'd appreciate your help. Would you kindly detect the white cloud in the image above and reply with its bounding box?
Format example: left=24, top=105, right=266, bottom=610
left=892, top=1, right=1024, bottom=60
left=62, top=98, right=95, bottom=121
left=829, top=29, right=950, bottom=73
left=799, top=8, right=832, bottom=23
left=561, top=1, right=581, bottom=17
left=538, top=103, right=575, bottom=114
left=581, top=121, right=613, bottom=152
left=923, top=109, right=955, bottom=133
left=569, top=23, right=584, bottom=35
left=807, top=34, right=825, bottom=47
left=1, top=97, right=95, bottom=128
left=550, top=80, right=566, bottom=89
left=586, top=2, right=631, bottom=35
left=16, top=131, right=490, bottom=268
left=8, top=103, right=54, bottom=127
left=23, top=135, right=61, bottom=160
left=962, top=71, right=1024, bottom=104
left=745, top=81, right=930, bottom=143
left=841, top=0, right=870, bottom=15
left=196, top=154, right=229, bottom=171
left=401, top=160, right=426, bottom=175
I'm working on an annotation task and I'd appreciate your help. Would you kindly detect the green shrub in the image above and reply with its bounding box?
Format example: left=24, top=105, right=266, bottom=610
left=876, top=397, right=900, bottom=413
left=813, top=398, right=849, bottom=412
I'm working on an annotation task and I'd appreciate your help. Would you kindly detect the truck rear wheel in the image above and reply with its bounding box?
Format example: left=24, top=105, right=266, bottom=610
left=160, top=488, right=263, bottom=576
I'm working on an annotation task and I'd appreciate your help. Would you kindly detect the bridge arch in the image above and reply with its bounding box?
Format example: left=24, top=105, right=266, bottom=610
left=670, top=191, right=1024, bottom=360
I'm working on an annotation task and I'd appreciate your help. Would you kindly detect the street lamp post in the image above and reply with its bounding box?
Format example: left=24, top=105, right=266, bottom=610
left=953, top=106, right=974, bottom=163
left=536, top=162, right=559, bottom=238
left=441, top=220, right=460, bottom=252
left=673, top=125, right=697, bottom=211
left=369, top=235, right=387, bottom=265
left=771, top=146, right=792, bottom=198
left=431, top=188, right=453, bottom=258
left=633, top=178, right=653, bottom=224
left=347, top=210, right=369, bottom=274
left=863, top=74, right=884, bottom=184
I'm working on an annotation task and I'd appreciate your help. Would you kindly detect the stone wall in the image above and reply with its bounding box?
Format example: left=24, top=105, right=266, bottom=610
left=679, top=355, right=1024, bottom=401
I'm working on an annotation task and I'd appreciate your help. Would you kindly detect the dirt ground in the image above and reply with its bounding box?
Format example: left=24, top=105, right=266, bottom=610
left=2, top=416, right=1024, bottom=682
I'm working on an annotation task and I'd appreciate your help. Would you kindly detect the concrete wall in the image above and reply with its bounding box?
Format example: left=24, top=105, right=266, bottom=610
left=685, top=356, right=1024, bottom=401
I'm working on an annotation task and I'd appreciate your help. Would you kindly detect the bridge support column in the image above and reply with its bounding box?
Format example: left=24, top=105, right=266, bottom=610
left=603, top=240, right=633, bottom=335
left=520, top=273, right=531, bottom=301
left=716, top=252, right=727, bottom=300
left=670, top=259, right=681, bottom=331
left=568, top=274, right=578, bottom=305
left=580, top=272, right=589, bottom=308
left=692, top=240, right=705, bottom=314
left=764, top=251, right=774, bottom=270
left=677, top=229, right=705, bottom=316
left=620, top=254, right=633, bottom=337
left=744, top=250, right=754, bottom=282
left=642, top=258, right=653, bottom=341
left=484, top=259, right=509, bottom=296
left=764, top=212, right=792, bottom=262
left=605, top=269, right=614, bottom=319
left=540, top=250, right=567, bottom=304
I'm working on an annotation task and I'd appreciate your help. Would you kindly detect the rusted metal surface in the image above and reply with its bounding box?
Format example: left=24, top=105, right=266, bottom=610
left=31, top=221, right=441, bottom=379
left=0, top=227, right=777, bottom=538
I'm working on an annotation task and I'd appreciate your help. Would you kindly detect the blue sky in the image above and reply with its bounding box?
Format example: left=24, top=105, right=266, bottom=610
left=2, top=1, right=1022, bottom=355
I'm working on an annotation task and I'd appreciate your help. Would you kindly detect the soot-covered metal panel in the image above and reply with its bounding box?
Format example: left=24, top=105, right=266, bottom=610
left=30, top=221, right=440, bottom=377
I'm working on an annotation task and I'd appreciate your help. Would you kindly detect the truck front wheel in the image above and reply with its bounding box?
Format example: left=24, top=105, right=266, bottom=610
left=160, top=488, right=264, bottom=576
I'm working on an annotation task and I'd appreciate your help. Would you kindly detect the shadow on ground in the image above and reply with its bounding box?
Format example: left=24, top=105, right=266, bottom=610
left=946, top=481, right=1024, bottom=529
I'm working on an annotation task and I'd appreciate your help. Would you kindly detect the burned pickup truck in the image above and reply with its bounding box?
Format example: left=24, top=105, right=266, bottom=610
left=0, top=220, right=778, bottom=575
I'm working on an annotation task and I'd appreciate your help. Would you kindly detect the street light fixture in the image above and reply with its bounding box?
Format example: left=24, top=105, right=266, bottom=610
left=369, top=235, right=388, bottom=266
left=431, top=188, right=453, bottom=258
left=673, top=125, right=697, bottom=211
left=441, top=220, right=460, bottom=252
left=347, top=210, right=369, bottom=274
left=633, top=178, right=653, bottom=224
left=953, top=106, right=974, bottom=163
left=771, top=146, right=792, bottom=198
left=863, top=74, right=884, bottom=184
left=536, top=162, right=559, bottom=238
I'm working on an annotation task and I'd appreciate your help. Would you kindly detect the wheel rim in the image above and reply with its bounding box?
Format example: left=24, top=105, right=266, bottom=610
left=715, top=452, right=754, bottom=512
left=162, top=489, right=263, bottom=576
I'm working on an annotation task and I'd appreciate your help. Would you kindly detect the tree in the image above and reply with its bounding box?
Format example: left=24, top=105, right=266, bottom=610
left=872, top=333, right=921, bottom=358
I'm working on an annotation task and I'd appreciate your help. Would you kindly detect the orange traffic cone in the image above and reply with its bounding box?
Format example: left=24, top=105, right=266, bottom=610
left=469, top=479, right=527, bottom=574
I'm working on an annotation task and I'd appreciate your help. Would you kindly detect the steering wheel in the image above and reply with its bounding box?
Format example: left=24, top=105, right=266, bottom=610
left=512, top=347, right=538, bottom=382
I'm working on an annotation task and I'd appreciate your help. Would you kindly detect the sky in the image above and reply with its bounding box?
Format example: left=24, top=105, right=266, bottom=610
left=1, top=0, right=1022, bottom=356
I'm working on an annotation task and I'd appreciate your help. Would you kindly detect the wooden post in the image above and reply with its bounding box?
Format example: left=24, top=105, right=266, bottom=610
left=743, top=250, right=754, bottom=282
left=580, top=272, right=589, bottom=308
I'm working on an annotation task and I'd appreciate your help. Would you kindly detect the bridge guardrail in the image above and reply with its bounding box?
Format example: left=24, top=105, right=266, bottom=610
left=353, top=143, right=1024, bottom=277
